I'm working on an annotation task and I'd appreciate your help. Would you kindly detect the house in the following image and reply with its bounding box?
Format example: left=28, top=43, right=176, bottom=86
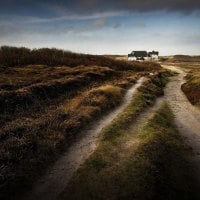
left=148, top=51, right=159, bottom=60
left=128, top=50, right=159, bottom=61
left=128, top=51, right=148, bottom=61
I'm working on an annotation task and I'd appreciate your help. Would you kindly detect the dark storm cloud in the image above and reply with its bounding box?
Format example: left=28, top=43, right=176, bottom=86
left=0, top=0, right=200, bottom=18
left=0, top=17, right=107, bottom=38
left=74, top=0, right=200, bottom=13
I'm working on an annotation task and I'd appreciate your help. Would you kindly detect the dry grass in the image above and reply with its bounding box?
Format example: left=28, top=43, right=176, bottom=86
left=0, top=48, right=162, bottom=199
left=0, top=65, right=115, bottom=91
left=160, top=57, right=200, bottom=106
left=170, top=60, right=200, bottom=106
left=0, top=60, right=161, bottom=199
left=0, top=62, right=160, bottom=117
left=182, top=70, right=200, bottom=105
left=0, top=84, right=124, bottom=199
left=172, top=55, right=200, bottom=62
left=0, top=65, right=116, bottom=116
left=161, top=55, right=200, bottom=63
left=0, top=77, right=124, bottom=199
left=101, top=70, right=170, bottom=141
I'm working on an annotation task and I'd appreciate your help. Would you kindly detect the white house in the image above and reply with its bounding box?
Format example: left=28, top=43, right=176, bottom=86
left=148, top=51, right=159, bottom=60
left=128, top=50, right=159, bottom=61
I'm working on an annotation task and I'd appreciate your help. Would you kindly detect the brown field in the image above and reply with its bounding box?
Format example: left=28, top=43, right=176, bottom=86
left=1, top=48, right=199, bottom=200
left=0, top=47, right=161, bottom=199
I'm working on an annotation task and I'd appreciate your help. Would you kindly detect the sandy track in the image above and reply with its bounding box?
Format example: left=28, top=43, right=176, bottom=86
left=24, top=77, right=146, bottom=200
left=24, top=65, right=200, bottom=200
left=162, top=65, right=200, bottom=183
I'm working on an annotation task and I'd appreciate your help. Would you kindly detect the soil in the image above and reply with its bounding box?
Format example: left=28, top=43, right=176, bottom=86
left=162, top=65, right=200, bottom=185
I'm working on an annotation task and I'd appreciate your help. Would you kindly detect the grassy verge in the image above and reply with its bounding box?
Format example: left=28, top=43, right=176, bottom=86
left=181, top=70, right=200, bottom=106
left=58, top=71, right=169, bottom=199
left=102, top=71, right=170, bottom=141
left=60, top=103, right=199, bottom=200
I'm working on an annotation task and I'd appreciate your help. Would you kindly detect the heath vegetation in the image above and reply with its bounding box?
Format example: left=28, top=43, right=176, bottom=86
left=0, top=46, right=161, bottom=199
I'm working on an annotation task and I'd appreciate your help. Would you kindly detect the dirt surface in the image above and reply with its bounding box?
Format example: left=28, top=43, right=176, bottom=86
left=162, top=65, right=200, bottom=184
left=24, top=77, right=146, bottom=200
left=24, top=65, right=200, bottom=200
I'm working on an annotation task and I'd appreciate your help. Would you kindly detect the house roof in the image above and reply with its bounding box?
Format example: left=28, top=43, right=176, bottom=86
left=130, top=51, right=148, bottom=57
left=128, top=50, right=159, bottom=57
left=148, top=51, right=159, bottom=56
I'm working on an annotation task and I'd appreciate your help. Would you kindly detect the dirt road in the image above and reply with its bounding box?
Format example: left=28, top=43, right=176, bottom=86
left=24, top=77, right=146, bottom=200
left=162, top=65, right=200, bottom=183
left=25, top=65, right=200, bottom=200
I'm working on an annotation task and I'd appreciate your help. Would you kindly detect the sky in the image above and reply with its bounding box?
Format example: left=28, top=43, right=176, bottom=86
left=0, top=0, right=200, bottom=55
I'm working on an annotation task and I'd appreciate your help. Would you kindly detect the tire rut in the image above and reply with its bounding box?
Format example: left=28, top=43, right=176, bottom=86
left=162, top=64, right=200, bottom=184
left=24, top=65, right=200, bottom=200
left=24, top=77, right=146, bottom=200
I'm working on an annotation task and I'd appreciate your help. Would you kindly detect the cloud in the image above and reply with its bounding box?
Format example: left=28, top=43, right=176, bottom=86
left=0, top=17, right=108, bottom=39
left=93, top=18, right=106, bottom=28
left=133, top=22, right=146, bottom=28
left=113, top=22, right=121, bottom=29
left=0, top=23, right=73, bottom=38
left=183, top=33, right=200, bottom=43
left=75, top=0, right=200, bottom=13
left=0, top=0, right=200, bottom=20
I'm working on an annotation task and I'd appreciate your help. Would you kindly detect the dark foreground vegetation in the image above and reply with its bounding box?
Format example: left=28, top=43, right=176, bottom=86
left=61, top=102, right=199, bottom=200
left=0, top=46, right=161, bottom=199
